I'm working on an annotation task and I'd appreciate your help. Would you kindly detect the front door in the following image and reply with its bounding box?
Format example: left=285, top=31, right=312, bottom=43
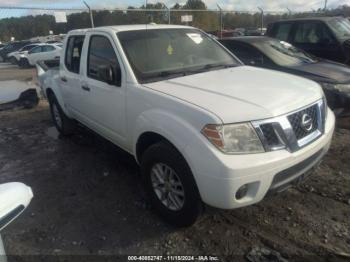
left=79, top=33, right=127, bottom=146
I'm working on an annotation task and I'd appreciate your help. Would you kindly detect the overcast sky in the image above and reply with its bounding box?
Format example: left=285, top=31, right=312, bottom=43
left=0, top=0, right=349, bottom=11
left=0, top=0, right=349, bottom=19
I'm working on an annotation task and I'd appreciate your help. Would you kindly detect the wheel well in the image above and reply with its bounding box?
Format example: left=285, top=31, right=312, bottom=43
left=136, top=132, right=170, bottom=163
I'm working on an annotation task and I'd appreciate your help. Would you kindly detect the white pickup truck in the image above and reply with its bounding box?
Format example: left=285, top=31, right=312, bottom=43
left=37, top=24, right=335, bottom=226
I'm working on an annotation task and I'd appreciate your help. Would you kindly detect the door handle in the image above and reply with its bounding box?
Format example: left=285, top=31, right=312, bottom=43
left=61, top=77, right=67, bottom=82
left=81, top=85, right=90, bottom=92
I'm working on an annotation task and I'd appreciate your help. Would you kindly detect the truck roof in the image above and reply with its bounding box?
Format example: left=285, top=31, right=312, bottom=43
left=68, top=24, right=194, bottom=35
left=270, top=16, right=341, bottom=24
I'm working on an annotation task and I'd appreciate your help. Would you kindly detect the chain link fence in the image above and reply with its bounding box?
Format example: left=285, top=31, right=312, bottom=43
left=0, top=5, right=329, bottom=42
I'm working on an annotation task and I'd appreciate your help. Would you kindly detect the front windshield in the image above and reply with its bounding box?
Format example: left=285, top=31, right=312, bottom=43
left=118, top=29, right=239, bottom=83
left=256, top=39, right=317, bottom=66
left=327, top=17, right=350, bottom=38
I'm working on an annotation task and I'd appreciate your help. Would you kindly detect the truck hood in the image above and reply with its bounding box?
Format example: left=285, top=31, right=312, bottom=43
left=144, top=66, right=323, bottom=123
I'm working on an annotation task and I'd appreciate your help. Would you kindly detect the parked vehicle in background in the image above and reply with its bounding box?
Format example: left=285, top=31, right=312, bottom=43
left=246, top=28, right=266, bottom=36
left=0, top=182, right=33, bottom=262
left=266, top=17, right=350, bottom=65
left=208, top=29, right=244, bottom=38
left=46, top=40, right=62, bottom=44
left=6, top=43, right=40, bottom=65
left=0, top=41, right=31, bottom=62
left=19, top=44, right=62, bottom=68
left=38, top=25, right=335, bottom=226
left=220, top=36, right=350, bottom=116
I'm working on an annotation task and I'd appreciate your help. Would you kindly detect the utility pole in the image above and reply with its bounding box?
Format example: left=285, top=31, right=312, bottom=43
left=286, top=7, right=292, bottom=17
left=258, top=7, right=264, bottom=35
left=163, top=3, right=170, bottom=24
left=83, top=1, right=94, bottom=28
left=217, top=4, right=223, bottom=39
left=324, top=0, right=328, bottom=11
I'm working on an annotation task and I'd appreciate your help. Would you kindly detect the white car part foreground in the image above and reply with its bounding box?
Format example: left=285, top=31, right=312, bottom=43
left=0, top=183, right=33, bottom=261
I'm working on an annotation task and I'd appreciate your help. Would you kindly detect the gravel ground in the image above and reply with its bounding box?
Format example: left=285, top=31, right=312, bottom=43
left=0, top=63, right=34, bottom=81
left=0, top=101, right=349, bottom=262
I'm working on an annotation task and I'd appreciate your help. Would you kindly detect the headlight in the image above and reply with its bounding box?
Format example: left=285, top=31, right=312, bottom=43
left=202, top=123, right=264, bottom=154
left=334, top=84, right=350, bottom=93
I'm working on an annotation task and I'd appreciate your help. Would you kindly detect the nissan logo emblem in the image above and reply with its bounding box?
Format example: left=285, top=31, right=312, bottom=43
left=301, top=113, right=313, bottom=132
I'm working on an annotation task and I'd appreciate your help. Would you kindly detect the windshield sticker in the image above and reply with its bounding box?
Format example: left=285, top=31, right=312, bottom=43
left=186, top=33, right=203, bottom=44
left=167, top=44, right=174, bottom=55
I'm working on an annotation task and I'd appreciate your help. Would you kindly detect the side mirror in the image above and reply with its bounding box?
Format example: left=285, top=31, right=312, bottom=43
left=98, top=65, right=121, bottom=86
left=0, top=183, right=33, bottom=232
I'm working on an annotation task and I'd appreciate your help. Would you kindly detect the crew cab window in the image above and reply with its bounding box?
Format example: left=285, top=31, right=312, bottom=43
left=294, top=22, right=334, bottom=44
left=273, top=23, right=293, bottom=41
left=87, top=35, right=121, bottom=85
left=65, top=35, right=85, bottom=74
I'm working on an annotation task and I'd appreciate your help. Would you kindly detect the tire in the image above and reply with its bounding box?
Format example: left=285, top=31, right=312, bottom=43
left=141, top=141, right=202, bottom=227
left=9, top=57, right=17, bottom=65
left=48, top=94, right=75, bottom=136
left=19, top=58, right=30, bottom=69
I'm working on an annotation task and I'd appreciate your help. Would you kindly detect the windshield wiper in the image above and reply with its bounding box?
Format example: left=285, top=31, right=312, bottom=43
left=190, top=63, right=237, bottom=73
left=144, top=70, right=188, bottom=82
left=157, top=70, right=187, bottom=77
left=143, top=64, right=237, bottom=83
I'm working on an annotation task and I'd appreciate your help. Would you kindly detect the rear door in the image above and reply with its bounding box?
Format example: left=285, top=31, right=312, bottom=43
left=27, top=46, right=44, bottom=65
left=29, top=45, right=54, bottom=64
left=41, top=45, right=58, bottom=60
left=291, top=21, right=342, bottom=61
left=60, top=35, right=85, bottom=117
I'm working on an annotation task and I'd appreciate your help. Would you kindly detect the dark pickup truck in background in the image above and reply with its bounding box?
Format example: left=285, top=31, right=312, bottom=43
left=266, top=17, right=350, bottom=65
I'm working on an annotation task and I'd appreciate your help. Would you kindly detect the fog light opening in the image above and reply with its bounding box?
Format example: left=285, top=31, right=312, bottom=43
left=236, top=184, right=249, bottom=200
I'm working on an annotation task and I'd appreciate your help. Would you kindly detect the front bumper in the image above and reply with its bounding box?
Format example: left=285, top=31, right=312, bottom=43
left=185, top=108, right=335, bottom=209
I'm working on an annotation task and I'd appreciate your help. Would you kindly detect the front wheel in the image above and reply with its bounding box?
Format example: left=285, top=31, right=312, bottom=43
left=141, top=141, right=202, bottom=227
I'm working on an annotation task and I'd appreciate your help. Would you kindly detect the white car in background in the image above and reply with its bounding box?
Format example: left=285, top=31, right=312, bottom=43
left=6, top=43, right=40, bottom=65
left=19, top=44, right=62, bottom=68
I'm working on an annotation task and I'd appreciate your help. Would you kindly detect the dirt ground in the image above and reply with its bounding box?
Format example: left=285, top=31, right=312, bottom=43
left=0, top=63, right=34, bottom=81
left=0, top=67, right=350, bottom=261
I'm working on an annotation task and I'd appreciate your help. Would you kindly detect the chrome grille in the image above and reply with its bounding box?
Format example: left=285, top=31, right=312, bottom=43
left=253, top=100, right=325, bottom=153
left=259, top=124, right=280, bottom=147
left=287, top=104, right=318, bottom=140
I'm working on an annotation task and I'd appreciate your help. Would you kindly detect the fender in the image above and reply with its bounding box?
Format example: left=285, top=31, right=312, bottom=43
left=42, top=73, right=73, bottom=119
left=132, top=108, right=213, bottom=169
